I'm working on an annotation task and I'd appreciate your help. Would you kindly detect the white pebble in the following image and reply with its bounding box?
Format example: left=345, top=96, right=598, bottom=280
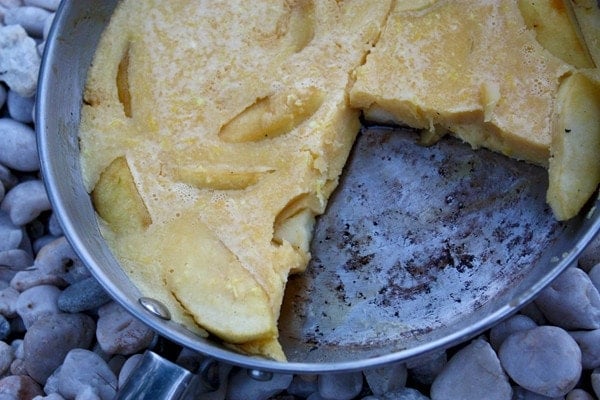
left=489, top=314, right=538, bottom=351
left=535, top=267, right=600, bottom=330
left=2, top=179, right=50, bottom=225
left=42, top=9, right=53, bottom=38
left=567, top=388, right=595, bottom=400
left=117, top=353, right=142, bottom=390
left=33, top=394, right=66, bottom=400
left=499, top=326, right=581, bottom=397
left=0, top=118, right=40, bottom=171
left=57, top=349, right=117, bottom=400
left=96, top=302, right=155, bottom=355
left=0, top=210, right=23, bottom=251
left=226, top=369, right=293, bottom=400
left=0, top=340, right=15, bottom=375
left=7, top=89, right=34, bottom=123
left=23, top=0, right=59, bottom=10
left=0, top=286, right=18, bottom=317
left=364, top=362, right=407, bottom=396
left=0, top=25, right=40, bottom=97
left=569, top=329, right=600, bottom=370
left=318, top=371, right=364, bottom=400
left=3, top=6, right=51, bottom=37
left=16, top=284, right=60, bottom=328
left=0, top=248, right=33, bottom=270
left=430, top=338, right=511, bottom=400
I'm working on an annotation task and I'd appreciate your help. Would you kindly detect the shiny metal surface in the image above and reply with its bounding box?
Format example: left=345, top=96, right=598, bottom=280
left=37, top=0, right=600, bottom=374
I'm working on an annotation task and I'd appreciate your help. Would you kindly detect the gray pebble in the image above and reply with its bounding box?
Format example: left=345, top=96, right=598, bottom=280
left=0, top=248, right=33, bottom=270
left=499, top=326, right=581, bottom=397
left=380, top=387, right=430, bottom=400
left=588, top=263, right=600, bottom=293
left=0, top=374, right=43, bottom=398
left=48, top=212, right=62, bottom=236
left=23, top=313, right=96, bottom=383
left=569, top=329, right=600, bottom=369
left=512, top=386, right=563, bottom=399
left=44, top=366, right=61, bottom=396
left=0, top=84, right=6, bottom=109
left=579, top=235, right=600, bottom=271
left=0, top=210, right=23, bottom=251
left=10, top=356, right=27, bottom=375
left=24, top=0, right=60, bottom=11
left=566, top=388, right=595, bottom=400
left=287, top=375, right=318, bottom=398
left=535, top=267, right=600, bottom=330
left=430, top=338, right=511, bottom=400
left=0, top=25, right=40, bottom=97
left=7, top=89, right=34, bottom=123
left=58, top=277, right=111, bottom=313
left=117, top=353, right=142, bottom=390
left=33, top=394, right=66, bottom=400
left=57, top=348, right=118, bottom=400
left=0, top=118, right=39, bottom=171
left=318, top=371, right=364, bottom=400
left=364, top=362, right=407, bottom=396
left=406, top=350, right=447, bottom=386
left=1, top=179, right=51, bottom=225
left=3, top=6, right=51, bottom=37
left=0, top=314, right=10, bottom=340
left=11, top=338, right=23, bottom=359
left=0, top=340, right=14, bottom=375
left=0, top=286, right=19, bottom=317
left=0, top=164, right=18, bottom=192
left=96, top=301, right=155, bottom=355
left=16, top=284, right=60, bottom=328
left=226, top=369, right=293, bottom=400
left=489, top=314, right=538, bottom=351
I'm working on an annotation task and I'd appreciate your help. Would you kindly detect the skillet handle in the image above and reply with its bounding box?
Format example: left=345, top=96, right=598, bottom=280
left=116, top=350, right=209, bottom=399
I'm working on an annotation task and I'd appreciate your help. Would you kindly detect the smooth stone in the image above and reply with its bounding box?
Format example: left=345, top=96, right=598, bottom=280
left=16, top=284, right=61, bottom=328
left=592, top=368, right=600, bottom=399
left=23, top=313, right=96, bottom=383
left=379, top=387, right=430, bottom=400
left=569, top=329, right=600, bottom=369
left=3, top=5, right=51, bottom=37
left=589, top=263, right=600, bottom=293
left=24, top=0, right=60, bottom=10
left=57, top=348, right=118, bottom=400
left=0, top=84, right=6, bottom=109
left=10, top=357, right=28, bottom=375
left=0, top=314, right=10, bottom=340
left=430, top=338, right=511, bottom=400
left=226, top=369, right=293, bottom=400
left=0, top=340, right=14, bottom=375
left=11, top=338, right=23, bottom=359
left=318, top=371, right=364, bottom=400
left=535, top=267, right=600, bottom=330
left=489, top=314, right=538, bottom=351
left=0, top=374, right=43, bottom=399
left=117, top=354, right=143, bottom=390
left=512, top=386, right=563, bottom=399
left=7, top=89, right=34, bottom=123
left=0, top=210, right=23, bottom=251
left=96, top=301, right=155, bottom=355
left=32, top=394, right=66, bottom=400
left=0, top=286, right=19, bottom=317
left=1, top=179, right=51, bottom=225
left=44, top=366, right=61, bottom=395
left=0, top=118, right=39, bottom=171
left=287, top=375, right=318, bottom=398
left=41, top=9, right=53, bottom=38
left=499, top=326, right=581, bottom=397
left=0, top=248, right=33, bottom=270
left=579, top=235, right=600, bottom=271
left=107, top=355, right=127, bottom=382
left=0, top=25, right=40, bottom=97
left=364, top=362, right=407, bottom=396
left=406, top=350, right=447, bottom=385
left=0, top=164, right=18, bottom=191
left=566, top=388, right=595, bottom=400
left=48, top=212, right=63, bottom=236
left=58, top=276, right=111, bottom=313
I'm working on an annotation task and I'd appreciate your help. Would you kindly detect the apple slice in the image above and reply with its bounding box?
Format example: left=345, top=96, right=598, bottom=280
left=518, top=0, right=596, bottom=68
left=547, top=72, right=600, bottom=220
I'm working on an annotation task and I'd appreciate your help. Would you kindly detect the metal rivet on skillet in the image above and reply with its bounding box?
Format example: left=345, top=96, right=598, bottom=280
left=247, top=369, right=273, bottom=381
left=138, top=297, right=172, bottom=320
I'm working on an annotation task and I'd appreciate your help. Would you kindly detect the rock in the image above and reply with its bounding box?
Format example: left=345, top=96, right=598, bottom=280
left=567, top=388, right=595, bottom=400
left=23, top=313, right=96, bottom=383
left=7, top=90, right=34, bottom=123
left=364, top=362, right=407, bottom=396
left=0, top=286, right=19, bottom=317
left=569, top=329, right=600, bottom=370
left=3, top=5, right=51, bottom=37
left=499, top=326, right=581, bottom=397
left=318, top=371, right=364, bottom=400
left=1, top=179, right=51, bottom=225
left=430, top=338, right=511, bottom=400
left=0, top=164, right=18, bottom=192
left=226, top=369, right=293, bottom=400
left=0, top=25, right=40, bottom=97
left=0, top=248, right=33, bottom=270
left=0, top=84, right=6, bottom=109
left=0, top=340, right=14, bottom=375
left=535, top=267, right=600, bottom=330
left=287, top=375, right=318, bottom=398
left=16, top=284, right=61, bottom=328
left=0, top=118, right=39, bottom=172
left=489, top=314, right=538, bottom=351
left=58, top=277, right=111, bottom=313
left=406, top=351, right=447, bottom=386
left=57, top=348, right=118, bottom=400
left=32, top=394, right=66, bottom=400
left=24, top=0, right=60, bottom=10
left=589, top=263, right=600, bottom=293
left=0, top=374, right=43, bottom=399
left=380, top=387, right=430, bottom=400
left=10, top=357, right=28, bottom=375
left=0, top=315, right=10, bottom=340
left=511, top=386, right=563, bottom=399
left=96, top=302, right=155, bottom=355
left=579, top=235, right=600, bottom=271
left=117, top=353, right=142, bottom=389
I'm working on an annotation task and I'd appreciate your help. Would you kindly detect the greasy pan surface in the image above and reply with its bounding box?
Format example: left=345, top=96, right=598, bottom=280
left=37, top=0, right=600, bottom=373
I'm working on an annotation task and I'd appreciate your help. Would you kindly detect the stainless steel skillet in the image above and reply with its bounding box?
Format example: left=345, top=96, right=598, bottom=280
left=37, top=0, right=600, bottom=380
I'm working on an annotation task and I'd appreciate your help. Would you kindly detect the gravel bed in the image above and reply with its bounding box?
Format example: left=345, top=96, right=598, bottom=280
left=1, top=1, right=600, bottom=399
